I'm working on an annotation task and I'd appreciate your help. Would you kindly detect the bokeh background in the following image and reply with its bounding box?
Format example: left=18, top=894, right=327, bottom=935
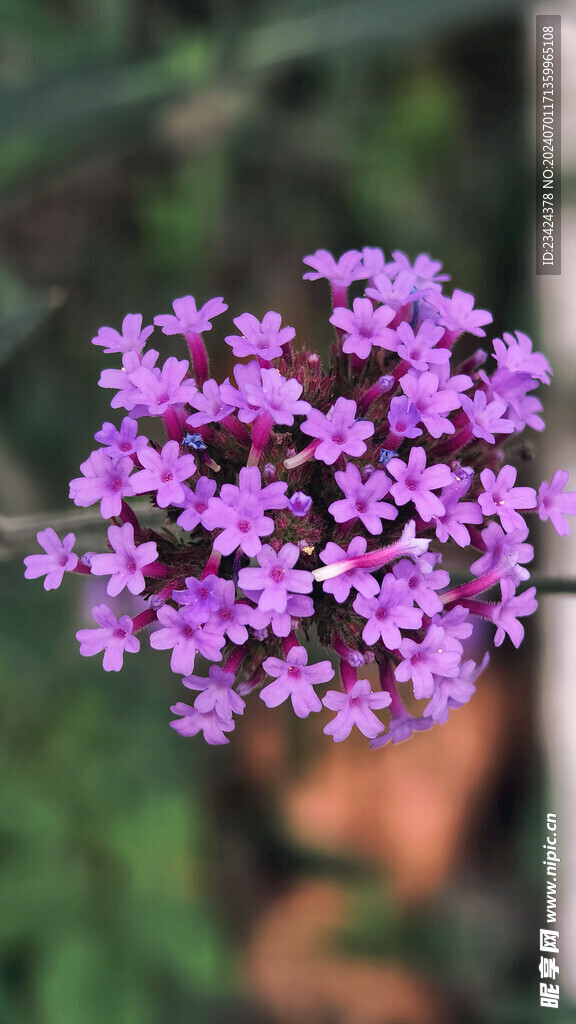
left=1, top=1, right=575, bottom=1022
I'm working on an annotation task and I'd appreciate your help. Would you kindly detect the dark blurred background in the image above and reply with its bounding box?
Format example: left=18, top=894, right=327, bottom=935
left=1, top=1, right=573, bottom=1022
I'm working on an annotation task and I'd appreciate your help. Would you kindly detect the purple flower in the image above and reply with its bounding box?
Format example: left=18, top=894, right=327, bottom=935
left=76, top=604, right=140, bottom=671
left=537, top=470, right=576, bottom=536
left=329, top=464, right=397, bottom=534
left=329, top=298, right=396, bottom=359
left=478, top=465, right=537, bottom=533
left=185, top=378, right=235, bottom=427
left=206, top=579, right=252, bottom=644
left=238, top=543, right=313, bottom=614
left=493, top=330, right=552, bottom=384
left=173, top=574, right=221, bottom=624
left=395, top=624, right=461, bottom=699
left=318, top=536, right=380, bottom=603
left=388, top=250, right=449, bottom=290
left=371, top=711, right=435, bottom=747
left=433, top=467, right=483, bottom=547
left=169, top=703, right=235, bottom=744
left=225, top=311, right=295, bottom=360
left=260, top=646, right=334, bottom=718
left=322, top=678, right=391, bottom=741
left=131, top=441, right=196, bottom=507
left=386, top=396, right=422, bottom=441
left=24, top=528, right=78, bottom=590
left=492, top=579, right=538, bottom=647
left=460, top=389, right=514, bottom=444
left=154, top=295, right=227, bottom=336
left=183, top=665, right=246, bottom=719
left=94, top=417, right=149, bottom=459
left=90, top=522, right=158, bottom=596
left=220, top=362, right=310, bottom=425
left=395, top=319, right=449, bottom=371
left=424, top=654, right=489, bottom=724
left=387, top=447, right=453, bottom=522
left=126, top=357, right=197, bottom=416
left=98, top=349, right=159, bottom=414
left=247, top=593, right=314, bottom=639
left=426, top=289, right=492, bottom=337
left=481, top=367, right=544, bottom=433
left=202, top=466, right=288, bottom=557
left=176, top=475, right=218, bottom=531
left=470, top=522, right=533, bottom=588
left=69, top=450, right=135, bottom=519
left=430, top=605, right=473, bottom=652
left=92, top=313, right=154, bottom=355
left=300, top=398, right=374, bottom=464
left=392, top=553, right=450, bottom=616
left=353, top=574, right=422, bottom=649
left=302, top=249, right=366, bottom=287
left=400, top=370, right=461, bottom=438
left=361, top=246, right=386, bottom=279
left=288, top=491, right=313, bottom=517
left=366, top=269, right=421, bottom=311
left=150, top=604, right=224, bottom=675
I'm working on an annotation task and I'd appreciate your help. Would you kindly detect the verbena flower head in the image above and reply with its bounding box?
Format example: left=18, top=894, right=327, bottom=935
left=25, top=248, right=576, bottom=747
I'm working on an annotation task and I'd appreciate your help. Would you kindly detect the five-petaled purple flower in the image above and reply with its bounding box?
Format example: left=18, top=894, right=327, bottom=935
left=329, top=463, right=397, bottom=533
left=76, top=604, right=140, bottom=671
left=260, top=646, right=335, bottom=718
left=90, top=522, right=158, bottom=596
left=24, top=528, right=79, bottom=590
left=238, top=543, right=313, bottom=613
left=225, top=311, right=295, bottom=361
left=387, top=447, right=453, bottom=522
left=131, top=440, right=196, bottom=508
left=329, top=298, right=396, bottom=359
left=301, top=398, right=374, bottom=465
left=154, top=295, right=227, bottom=336
left=203, top=465, right=288, bottom=556
left=322, top=678, right=391, bottom=741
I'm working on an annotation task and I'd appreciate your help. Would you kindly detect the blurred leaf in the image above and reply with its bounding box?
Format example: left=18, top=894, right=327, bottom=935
left=0, top=40, right=215, bottom=193
left=241, top=0, right=530, bottom=67
left=0, top=264, right=60, bottom=364
left=39, top=934, right=148, bottom=1024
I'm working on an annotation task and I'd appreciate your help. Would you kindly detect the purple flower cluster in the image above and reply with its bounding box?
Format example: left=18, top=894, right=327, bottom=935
left=24, top=247, right=576, bottom=747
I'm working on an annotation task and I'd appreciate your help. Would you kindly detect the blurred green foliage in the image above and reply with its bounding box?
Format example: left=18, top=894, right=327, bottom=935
left=1, top=1, right=571, bottom=1021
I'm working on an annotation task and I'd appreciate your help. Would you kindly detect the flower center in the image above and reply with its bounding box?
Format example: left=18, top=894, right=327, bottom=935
left=126, top=558, right=137, bottom=574
left=332, top=433, right=345, bottom=445
left=238, top=520, right=251, bottom=534
left=355, top=500, right=367, bottom=513
left=375, top=608, right=387, bottom=620
left=113, top=627, right=127, bottom=640
left=183, top=625, right=195, bottom=638
left=287, top=665, right=301, bottom=678
left=196, top=502, right=207, bottom=514
left=270, top=566, right=285, bottom=583
left=161, top=471, right=173, bottom=483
